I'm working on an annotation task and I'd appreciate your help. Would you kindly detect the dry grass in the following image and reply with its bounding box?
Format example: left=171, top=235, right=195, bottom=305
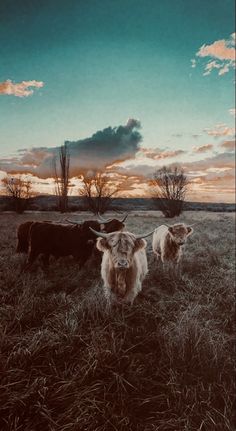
left=0, top=211, right=235, bottom=431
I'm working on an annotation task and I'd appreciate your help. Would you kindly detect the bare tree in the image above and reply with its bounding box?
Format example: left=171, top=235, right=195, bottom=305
left=1, top=175, right=33, bottom=213
left=53, top=142, right=70, bottom=212
left=151, top=166, right=189, bottom=218
left=79, top=172, right=119, bottom=214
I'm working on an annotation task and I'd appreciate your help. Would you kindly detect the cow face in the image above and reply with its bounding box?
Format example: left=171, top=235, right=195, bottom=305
left=168, top=224, right=193, bottom=246
left=97, top=232, right=146, bottom=269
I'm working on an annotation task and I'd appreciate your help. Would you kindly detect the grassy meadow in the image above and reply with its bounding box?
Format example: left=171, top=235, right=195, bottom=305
left=0, top=211, right=235, bottom=431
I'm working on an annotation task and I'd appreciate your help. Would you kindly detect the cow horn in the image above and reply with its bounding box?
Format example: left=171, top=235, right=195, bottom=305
left=89, top=227, right=110, bottom=238
left=135, top=230, right=155, bottom=240
left=97, top=213, right=106, bottom=221
left=65, top=218, right=81, bottom=225
left=121, top=213, right=129, bottom=223
left=97, top=213, right=113, bottom=223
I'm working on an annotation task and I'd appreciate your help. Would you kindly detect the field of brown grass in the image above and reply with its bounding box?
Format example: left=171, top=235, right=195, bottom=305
left=0, top=211, right=235, bottom=431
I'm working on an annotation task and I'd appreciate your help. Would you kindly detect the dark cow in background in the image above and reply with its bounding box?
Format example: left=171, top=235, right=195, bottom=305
left=16, top=219, right=64, bottom=253
left=19, top=214, right=128, bottom=269
left=16, top=214, right=128, bottom=255
left=26, top=221, right=96, bottom=269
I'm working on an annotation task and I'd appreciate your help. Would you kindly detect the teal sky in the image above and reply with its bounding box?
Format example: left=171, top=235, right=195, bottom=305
left=0, top=0, right=235, bottom=201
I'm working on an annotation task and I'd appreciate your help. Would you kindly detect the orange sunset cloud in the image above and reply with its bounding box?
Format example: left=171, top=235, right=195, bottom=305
left=0, top=80, right=44, bottom=97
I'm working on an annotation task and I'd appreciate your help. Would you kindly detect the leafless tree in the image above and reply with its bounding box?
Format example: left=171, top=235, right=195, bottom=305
left=151, top=166, right=189, bottom=217
left=1, top=175, right=33, bottom=213
left=79, top=172, right=119, bottom=214
left=53, top=142, right=70, bottom=212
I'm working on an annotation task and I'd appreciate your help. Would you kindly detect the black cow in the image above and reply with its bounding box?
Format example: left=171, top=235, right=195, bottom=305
left=24, top=217, right=127, bottom=269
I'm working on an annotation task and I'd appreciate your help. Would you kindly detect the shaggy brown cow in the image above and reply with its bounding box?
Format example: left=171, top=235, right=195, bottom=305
left=152, top=223, right=194, bottom=271
left=90, top=228, right=154, bottom=304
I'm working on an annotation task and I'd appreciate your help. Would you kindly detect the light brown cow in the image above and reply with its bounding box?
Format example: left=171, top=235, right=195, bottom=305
left=90, top=229, right=153, bottom=304
left=152, top=223, right=193, bottom=271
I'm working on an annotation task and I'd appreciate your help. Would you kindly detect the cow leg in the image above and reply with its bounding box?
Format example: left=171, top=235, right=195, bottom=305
left=103, top=285, right=112, bottom=303
left=23, top=249, right=38, bottom=271
left=16, top=239, right=28, bottom=253
left=78, top=253, right=91, bottom=269
left=124, top=281, right=140, bottom=305
left=176, top=260, right=182, bottom=278
left=124, top=289, right=137, bottom=305
left=41, top=254, right=50, bottom=268
left=162, top=259, right=167, bottom=272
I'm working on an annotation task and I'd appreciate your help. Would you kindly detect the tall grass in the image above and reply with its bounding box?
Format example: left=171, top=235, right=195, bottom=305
left=0, top=211, right=235, bottom=430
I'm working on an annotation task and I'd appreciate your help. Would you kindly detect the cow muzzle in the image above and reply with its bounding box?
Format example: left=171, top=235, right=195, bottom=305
left=116, top=259, right=129, bottom=269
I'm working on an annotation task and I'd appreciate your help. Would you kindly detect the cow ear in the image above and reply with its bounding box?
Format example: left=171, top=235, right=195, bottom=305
left=168, top=226, right=174, bottom=234
left=187, top=226, right=193, bottom=235
left=134, top=238, right=147, bottom=252
left=96, top=238, right=109, bottom=252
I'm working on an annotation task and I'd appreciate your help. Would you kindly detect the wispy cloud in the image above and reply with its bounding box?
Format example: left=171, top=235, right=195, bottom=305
left=0, top=79, right=44, bottom=97
left=204, top=124, right=235, bottom=138
left=193, top=144, right=213, bottom=153
left=107, top=151, right=235, bottom=201
left=139, top=148, right=186, bottom=160
left=229, top=108, right=236, bottom=117
left=220, top=140, right=235, bottom=151
left=194, top=33, right=235, bottom=76
left=192, top=134, right=202, bottom=139
left=171, top=133, right=183, bottom=138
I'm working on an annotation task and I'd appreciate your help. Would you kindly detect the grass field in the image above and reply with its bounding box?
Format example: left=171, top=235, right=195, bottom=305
left=0, top=211, right=235, bottom=431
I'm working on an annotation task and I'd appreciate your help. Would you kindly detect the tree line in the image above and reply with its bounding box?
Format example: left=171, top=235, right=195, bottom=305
left=1, top=142, right=189, bottom=218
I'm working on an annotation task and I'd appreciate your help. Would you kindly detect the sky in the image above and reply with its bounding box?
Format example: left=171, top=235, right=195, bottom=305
left=0, top=0, right=235, bottom=202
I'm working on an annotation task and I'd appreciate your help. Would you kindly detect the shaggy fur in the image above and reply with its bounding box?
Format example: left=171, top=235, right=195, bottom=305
left=152, top=223, right=193, bottom=265
left=96, top=231, right=148, bottom=304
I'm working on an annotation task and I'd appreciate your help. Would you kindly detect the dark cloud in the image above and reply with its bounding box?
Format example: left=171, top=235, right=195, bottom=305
left=0, top=119, right=142, bottom=178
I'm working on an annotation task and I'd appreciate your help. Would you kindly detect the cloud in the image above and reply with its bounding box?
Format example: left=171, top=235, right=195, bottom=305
left=204, top=124, right=235, bottom=138
left=0, top=119, right=142, bottom=178
left=107, top=151, right=235, bottom=201
left=0, top=79, right=44, bottom=97
left=195, top=33, right=235, bottom=76
left=182, top=152, right=235, bottom=173
left=193, top=144, right=213, bottom=153
left=138, top=148, right=186, bottom=160
left=220, top=140, right=235, bottom=151
left=203, top=60, right=222, bottom=76
left=229, top=108, right=236, bottom=117
left=171, top=133, right=183, bottom=138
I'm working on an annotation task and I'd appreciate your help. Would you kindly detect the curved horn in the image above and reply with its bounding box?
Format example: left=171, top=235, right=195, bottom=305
left=65, top=218, right=81, bottom=225
left=97, top=213, right=107, bottom=222
left=121, top=213, right=129, bottom=223
left=89, top=227, right=110, bottom=238
left=135, top=230, right=155, bottom=240
left=97, top=213, right=113, bottom=223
